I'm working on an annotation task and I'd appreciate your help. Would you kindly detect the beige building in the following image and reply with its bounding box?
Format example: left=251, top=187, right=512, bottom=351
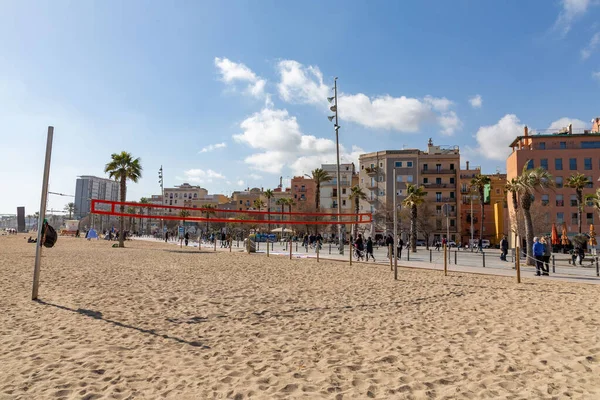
left=358, top=139, right=460, bottom=243
left=320, top=163, right=356, bottom=213
left=164, top=183, right=208, bottom=213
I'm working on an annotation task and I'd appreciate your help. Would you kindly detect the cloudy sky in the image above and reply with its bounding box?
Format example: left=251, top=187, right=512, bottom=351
left=1, top=0, right=599, bottom=214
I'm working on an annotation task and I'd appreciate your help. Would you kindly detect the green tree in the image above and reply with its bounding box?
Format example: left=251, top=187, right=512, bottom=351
left=566, top=173, right=590, bottom=234
left=64, top=202, right=76, bottom=219
left=264, top=189, right=274, bottom=232
left=402, top=184, right=427, bottom=252
left=311, top=168, right=332, bottom=210
left=514, top=164, right=554, bottom=265
left=126, top=207, right=136, bottom=231
left=139, top=197, right=150, bottom=234
left=585, top=188, right=600, bottom=219
left=104, top=151, right=143, bottom=247
left=202, top=204, right=216, bottom=234
left=470, top=174, right=491, bottom=242
left=348, top=185, right=367, bottom=238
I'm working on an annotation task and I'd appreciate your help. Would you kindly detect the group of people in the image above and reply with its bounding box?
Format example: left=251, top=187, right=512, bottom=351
left=352, top=233, right=405, bottom=262
left=302, top=233, right=324, bottom=250
left=532, top=236, right=553, bottom=276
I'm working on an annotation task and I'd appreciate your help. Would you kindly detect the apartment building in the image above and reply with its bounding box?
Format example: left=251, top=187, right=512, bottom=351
left=290, top=176, right=316, bottom=212
left=358, top=139, right=460, bottom=243
left=458, top=163, right=508, bottom=246
left=319, top=163, right=356, bottom=213
left=74, top=175, right=121, bottom=219
left=163, top=183, right=208, bottom=210
left=506, top=122, right=600, bottom=243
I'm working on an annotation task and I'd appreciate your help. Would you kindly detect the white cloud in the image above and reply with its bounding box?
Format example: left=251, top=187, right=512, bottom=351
left=548, top=117, right=588, bottom=131
left=469, top=94, right=483, bottom=108
left=199, top=142, right=227, bottom=153
left=214, top=57, right=265, bottom=98
left=581, top=32, right=600, bottom=60
left=554, top=0, right=591, bottom=36
left=471, top=114, right=524, bottom=161
left=236, top=179, right=245, bottom=186
left=234, top=106, right=364, bottom=175
left=248, top=173, right=263, bottom=180
left=277, top=60, right=329, bottom=105
left=276, top=60, right=461, bottom=135
left=593, top=71, right=600, bottom=82
left=178, top=169, right=226, bottom=184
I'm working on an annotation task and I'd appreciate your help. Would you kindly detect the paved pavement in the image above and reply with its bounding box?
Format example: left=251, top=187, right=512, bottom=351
left=133, top=237, right=600, bottom=285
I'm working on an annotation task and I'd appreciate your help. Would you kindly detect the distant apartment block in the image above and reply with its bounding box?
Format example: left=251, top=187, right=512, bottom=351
left=74, top=175, right=121, bottom=219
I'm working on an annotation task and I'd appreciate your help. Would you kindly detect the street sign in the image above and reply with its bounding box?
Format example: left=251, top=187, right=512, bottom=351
left=178, top=226, right=184, bottom=239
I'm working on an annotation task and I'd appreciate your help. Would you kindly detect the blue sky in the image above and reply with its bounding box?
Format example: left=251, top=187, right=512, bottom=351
left=1, top=0, right=599, bottom=214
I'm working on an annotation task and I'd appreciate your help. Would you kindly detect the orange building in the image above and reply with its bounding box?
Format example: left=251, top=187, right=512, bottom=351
left=290, top=176, right=316, bottom=212
left=506, top=121, right=600, bottom=246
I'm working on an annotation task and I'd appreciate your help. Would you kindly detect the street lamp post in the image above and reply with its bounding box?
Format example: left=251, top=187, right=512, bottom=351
left=328, top=77, right=344, bottom=254
left=470, top=189, right=474, bottom=252
left=159, top=166, right=164, bottom=238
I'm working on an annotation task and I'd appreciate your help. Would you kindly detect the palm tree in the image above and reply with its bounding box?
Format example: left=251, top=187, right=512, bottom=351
left=104, top=151, right=143, bottom=248
left=139, top=197, right=150, bottom=234
left=64, top=202, right=76, bottom=219
left=311, top=168, right=332, bottom=210
left=516, top=165, right=554, bottom=265
left=566, top=173, right=590, bottom=234
left=505, top=178, right=521, bottom=249
left=179, top=209, right=190, bottom=226
left=202, top=204, right=216, bottom=234
left=349, top=185, right=367, bottom=238
left=126, top=207, right=136, bottom=231
left=470, top=174, right=491, bottom=242
left=585, top=188, right=600, bottom=220
left=402, top=184, right=427, bottom=252
left=264, top=189, right=274, bottom=232
left=275, top=198, right=286, bottom=227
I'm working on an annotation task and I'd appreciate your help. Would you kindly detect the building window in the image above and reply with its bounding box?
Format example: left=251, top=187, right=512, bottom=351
left=540, top=159, right=548, bottom=170
left=569, top=158, right=577, bottom=170
left=587, top=213, right=594, bottom=224
left=584, top=158, right=592, bottom=170
left=395, top=161, right=402, bottom=168
left=342, top=200, right=346, bottom=206
left=586, top=176, right=593, bottom=188
left=581, top=141, right=600, bottom=149
left=556, top=194, right=563, bottom=207
left=169, top=193, right=173, bottom=198
left=539, top=142, right=546, bottom=150
left=379, top=190, right=385, bottom=196
left=370, top=163, right=375, bottom=168
left=526, top=160, right=534, bottom=170
left=361, top=165, right=364, bottom=170
left=379, top=162, right=383, bottom=168
left=450, top=177, right=455, bottom=184
left=342, top=188, right=346, bottom=194
left=571, top=213, right=578, bottom=225
left=556, top=212, right=564, bottom=224
left=361, top=178, right=364, bottom=183
left=555, top=158, right=563, bottom=170
left=541, top=194, right=549, bottom=206
left=461, top=184, right=467, bottom=192
left=397, top=176, right=403, bottom=182
left=560, top=142, right=566, bottom=149
left=239, top=200, right=243, bottom=204
left=555, top=176, right=563, bottom=188
left=495, top=188, right=500, bottom=194
left=378, top=176, right=384, bottom=182
left=436, top=164, right=442, bottom=172
left=184, top=193, right=187, bottom=198
left=423, top=164, right=428, bottom=171
left=169, top=200, right=173, bottom=205
left=436, top=192, right=442, bottom=202
left=424, top=178, right=429, bottom=184
left=450, top=219, right=455, bottom=227
left=450, top=163, right=455, bottom=170
left=407, top=161, right=413, bottom=167
left=450, top=191, right=455, bottom=199
left=407, top=175, right=414, bottom=182
left=436, top=177, right=442, bottom=185
left=174, top=200, right=177, bottom=204
left=570, top=195, right=578, bottom=207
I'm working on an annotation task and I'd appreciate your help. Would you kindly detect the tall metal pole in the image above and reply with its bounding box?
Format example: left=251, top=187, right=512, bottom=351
left=393, top=169, right=398, bottom=279
left=334, top=77, right=344, bottom=254
left=159, top=165, right=164, bottom=237
left=445, top=203, right=450, bottom=244
left=470, top=190, right=474, bottom=252
left=32, top=126, right=54, bottom=300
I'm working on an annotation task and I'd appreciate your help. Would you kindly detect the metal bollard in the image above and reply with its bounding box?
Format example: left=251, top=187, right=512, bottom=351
left=317, top=244, right=320, bottom=262
left=296, top=242, right=298, bottom=252
left=429, top=249, right=432, bottom=263
left=552, top=255, right=555, bottom=273
left=329, top=243, right=331, bottom=254
left=482, top=251, right=486, bottom=268
left=596, top=257, right=599, bottom=277
left=407, top=248, right=410, bottom=261
left=389, top=245, right=393, bottom=271
left=454, top=250, right=457, bottom=265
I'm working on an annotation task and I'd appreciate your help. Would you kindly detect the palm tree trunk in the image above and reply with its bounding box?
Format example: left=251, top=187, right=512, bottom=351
left=577, top=190, right=583, bottom=234
left=267, top=199, right=271, bottom=232
left=411, top=205, right=417, bottom=252
left=119, top=177, right=126, bottom=247
left=315, top=184, right=320, bottom=235
left=522, top=195, right=535, bottom=266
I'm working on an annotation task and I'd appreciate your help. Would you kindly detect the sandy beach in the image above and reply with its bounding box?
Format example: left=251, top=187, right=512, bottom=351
left=1, top=235, right=600, bottom=399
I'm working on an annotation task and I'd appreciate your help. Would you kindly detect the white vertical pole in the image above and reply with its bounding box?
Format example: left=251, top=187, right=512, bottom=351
left=393, top=169, right=398, bottom=279
left=32, top=126, right=54, bottom=300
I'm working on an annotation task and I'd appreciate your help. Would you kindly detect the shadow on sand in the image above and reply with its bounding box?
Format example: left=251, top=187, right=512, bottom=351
left=35, top=299, right=210, bottom=349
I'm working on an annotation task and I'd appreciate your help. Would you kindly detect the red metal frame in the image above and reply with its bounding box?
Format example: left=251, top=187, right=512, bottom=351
left=91, top=199, right=372, bottom=225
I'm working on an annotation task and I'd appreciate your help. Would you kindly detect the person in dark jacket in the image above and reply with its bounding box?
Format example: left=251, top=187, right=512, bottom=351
left=500, top=236, right=508, bottom=261
left=397, top=238, right=404, bottom=260
left=532, top=237, right=547, bottom=276
left=366, top=237, right=375, bottom=261
left=385, top=234, right=394, bottom=258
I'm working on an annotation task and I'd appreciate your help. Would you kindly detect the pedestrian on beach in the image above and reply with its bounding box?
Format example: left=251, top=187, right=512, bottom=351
left=500, top=236, right=508, bottom=261
left=165, top=231, right=169, bottom=243
left=366, top=236, right=375, bottom=261
left=385, top=234, right=394, bottom=258
left=541, top=236, right=551, bottom=273
left=397, top=237, right=404, bottom=260
left=532, top=237, right=547, bottom=276
left=184, top=231, right=189, bottom=247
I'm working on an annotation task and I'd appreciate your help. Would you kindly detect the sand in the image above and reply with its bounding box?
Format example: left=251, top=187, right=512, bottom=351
left=1, top=235, right=600, bottom=399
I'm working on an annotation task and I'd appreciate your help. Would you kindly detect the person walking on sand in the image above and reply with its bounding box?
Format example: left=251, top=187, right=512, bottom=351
left=184, top=231, right=189, bottom=247
left=366, top=236, right=375, bottom=261
left=385, top=234, right=394, bottom=258
left=533, top=237, right=546, bottom=276
left=397, top=237, right=404, bottom=260
left=541, top=237, right=551, bottom=274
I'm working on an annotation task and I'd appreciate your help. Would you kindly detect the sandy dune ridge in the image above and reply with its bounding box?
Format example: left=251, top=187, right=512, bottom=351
left=1, top=235, right=599, bottom=399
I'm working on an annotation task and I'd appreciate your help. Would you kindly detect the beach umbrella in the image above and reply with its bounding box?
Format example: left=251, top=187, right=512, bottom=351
left=561, top=223, right=569, bottom=246
left=270, top=227, right=294, bottom=233
left=551, top=223, right=560, bottom=246
left=589, top=224, right=597, bottom=246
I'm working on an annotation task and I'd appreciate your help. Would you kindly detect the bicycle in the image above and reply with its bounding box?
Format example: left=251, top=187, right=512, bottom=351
left=353, top=245, right=365, bottom=261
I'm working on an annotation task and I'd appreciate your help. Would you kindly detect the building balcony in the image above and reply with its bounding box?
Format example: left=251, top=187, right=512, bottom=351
left=422, top=169, right=456, bottom=175
left=436, top=211, right=457, bottom=217
left=435, top=197, right=456, bottom=203
left=422, top=183, right=456, bottom=189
